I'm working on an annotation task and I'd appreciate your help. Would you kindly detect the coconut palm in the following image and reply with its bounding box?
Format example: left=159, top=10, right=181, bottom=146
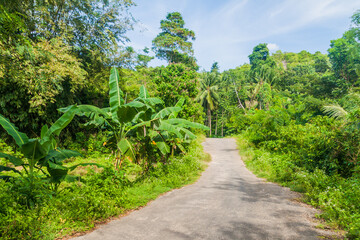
left=322, top=93, right=360, bottom=121
left=196, top=72, right=220, bottom=136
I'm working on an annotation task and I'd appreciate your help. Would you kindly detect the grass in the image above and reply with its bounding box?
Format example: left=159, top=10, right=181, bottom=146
left=0, top=136, right=209, bottom=240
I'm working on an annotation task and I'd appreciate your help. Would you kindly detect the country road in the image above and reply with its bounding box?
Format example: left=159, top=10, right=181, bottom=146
left=73, top=138, right=335, bottom=240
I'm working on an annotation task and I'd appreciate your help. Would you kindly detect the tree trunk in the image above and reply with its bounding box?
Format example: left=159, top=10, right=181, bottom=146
left=215, top=113, right=218, bottom=136
left=207, top=107, right=211, bottom=136
left=233, top=81, right=246, bottom=113
left=221, top=110, right=224, bottom=137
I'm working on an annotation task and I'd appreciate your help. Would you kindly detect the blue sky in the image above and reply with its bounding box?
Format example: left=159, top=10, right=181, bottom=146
left=126, top=0, right=360, bottom=71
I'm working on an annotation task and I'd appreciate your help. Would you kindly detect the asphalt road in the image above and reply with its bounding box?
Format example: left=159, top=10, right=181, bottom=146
left=73, top=138, right=335, bottom=240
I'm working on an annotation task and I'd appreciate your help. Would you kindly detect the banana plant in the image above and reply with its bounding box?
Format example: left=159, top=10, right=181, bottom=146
left=0, top=107, right=102, bottom=190
left=63, top=67, right=208, bottom=169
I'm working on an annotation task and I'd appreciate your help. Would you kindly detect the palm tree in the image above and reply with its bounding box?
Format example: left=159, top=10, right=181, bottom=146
left=322, top=93, right=360, bottom=121
left=196, top=72, right=220, bottom=136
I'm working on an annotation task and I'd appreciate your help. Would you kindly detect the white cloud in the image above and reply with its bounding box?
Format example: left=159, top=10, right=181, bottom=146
left=127, top=0, right=360, bottom=71
left=267, top=43, right=279, bottom=52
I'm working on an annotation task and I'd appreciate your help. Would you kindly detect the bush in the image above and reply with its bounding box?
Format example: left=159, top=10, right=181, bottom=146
left=0, top=137, right=207, bottom=239
left=237, top=134, right=360, bottom=239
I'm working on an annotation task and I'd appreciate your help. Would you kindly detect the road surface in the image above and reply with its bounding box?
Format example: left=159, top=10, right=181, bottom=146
left=73, top=138, right=335, bottom=240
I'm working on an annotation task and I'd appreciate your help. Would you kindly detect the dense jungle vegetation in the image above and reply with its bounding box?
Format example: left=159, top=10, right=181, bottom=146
left=0, top=0, right=360, bottom=239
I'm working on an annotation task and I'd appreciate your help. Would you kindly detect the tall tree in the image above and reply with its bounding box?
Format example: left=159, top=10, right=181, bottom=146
left=196, top=72, right=220, bottom=135
left=152, top=12, right=197, bottom=69
left=153, top=63, right=203, bottom=122
left=248, top=43, right=275, bottom=78
left=0, top=0, right=135, bottom=54
left=211, top=62, right=220, bottom=73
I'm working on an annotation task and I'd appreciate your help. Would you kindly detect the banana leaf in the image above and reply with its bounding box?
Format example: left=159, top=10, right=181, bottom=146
left=109, top=67, right=123, bottom=123
left=139, top=85, right=150, bottom=99
left=0, top=152, right=24, bottom=166
left=152, top=107, right=182, bottom=119
left=154, top=140, right=170, bottom=155
left=117, top=138, right=136, bottom=160
left=40, top=125, right=48, bottom=139
left=117, top=105, right=140, bottom=124
left=164, top=118, right=209, bottom=130
left=45, top=149, right=82, bottom=164
left=0, top=114, right=29, bottom=147
left=169, top=98, right=185, bottom=118
left=21, top=139, right=47, bottom=162
left=46, top=105, right=77, bottom=137
left=157, top=121, right=183, bottom=139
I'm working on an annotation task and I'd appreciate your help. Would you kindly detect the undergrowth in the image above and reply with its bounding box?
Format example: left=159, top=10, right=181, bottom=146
left=236, top=135, right=360, bottom=239
left=0, top=137, right=209, bottom=240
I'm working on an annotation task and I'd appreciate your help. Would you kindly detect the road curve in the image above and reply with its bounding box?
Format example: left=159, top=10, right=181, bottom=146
left=73, top=138, right=334, bottom=240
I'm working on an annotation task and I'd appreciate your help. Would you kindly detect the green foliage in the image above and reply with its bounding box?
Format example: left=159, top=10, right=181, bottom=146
left=1, top=0, right=135, bottom=53
left=236, top=135, right=360, bottom=239
left=153, top=63, right=203, bottom=122
left=0, top=136, right=207, bottom=239
left=0, top=38, right=87, bottom=134
left=69, top=67, right=208, bottom=170
left=328, top=32, right=360, bottom=95
left=152, top=12, right=197, bottom=69
left=248, top=43, right=275, bottom=75
left=0, top=109, right=102, bottom=193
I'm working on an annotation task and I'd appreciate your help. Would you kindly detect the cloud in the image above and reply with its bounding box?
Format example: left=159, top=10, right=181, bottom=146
left=267, top=43, right=279, bottom=52
left=127, top=0, right=360, bottom=71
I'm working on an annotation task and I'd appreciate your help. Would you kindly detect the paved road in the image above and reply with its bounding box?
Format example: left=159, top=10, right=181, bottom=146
left=73, top=138, right=334, bottom=240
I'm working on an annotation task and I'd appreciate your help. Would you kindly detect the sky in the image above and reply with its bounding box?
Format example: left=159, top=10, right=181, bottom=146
left=126, top=0, right=360, bottom=72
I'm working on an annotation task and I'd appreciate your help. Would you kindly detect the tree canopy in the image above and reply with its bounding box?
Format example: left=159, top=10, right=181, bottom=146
left=152, top=12, right=197, bottom=69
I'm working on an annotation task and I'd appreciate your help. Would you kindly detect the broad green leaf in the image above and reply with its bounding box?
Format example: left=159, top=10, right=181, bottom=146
left=45, top=149, right=82, bottom=164
left=40, top=125, right=48, bottom=139
left=139, top=85, right=149, bottom=99
left=125, top=101, right=146, bottom=108
left=0, top=152, right=24, bottom=166
left=48, top=161, right=67, bottom=170
left=155, top=141, right=170, bottom=155
left=169, top=98, right=185, bottom=118
left=133, top=111, right=146, bottom=123
left=153, top=107, right=182, bottom=119
left=47, top=163, right=68, bottom=183
left=142, top=97, right=163, bottom=106
left=128, top=120, right=152, bottom=132
left=178, top=127, right=196, bottom=139
left=165, top=118, right=209, bottom=130
left=60, top=105, right=109, bottom=118
left=0, top=114, right=29, bottom=147
left=175, top=98, right=185, bottom=108
left=117, top=105, right=139, bottom=124
left=21, top=139, right=47, bottom=162
left=117, top=138, right=136, bottom=160
left=157, top=121, right=183, bottom=139
left=176, top=143, right=186, bottom=153
left=47, top=105, right=77, bottom=137
left=109, top=67, right=123, bottom=123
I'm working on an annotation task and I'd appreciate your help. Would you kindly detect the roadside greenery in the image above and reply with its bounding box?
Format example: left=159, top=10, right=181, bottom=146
left=1, top=1, right=360, bottom=238
left=216, top=11, right=360, bottom=239
left=0, top=137, right=208, bottom=239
